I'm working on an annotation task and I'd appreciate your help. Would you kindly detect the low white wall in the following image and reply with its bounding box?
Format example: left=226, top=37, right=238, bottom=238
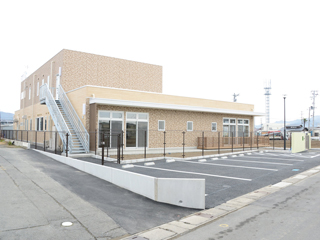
left=4, top=139, right=30, bottom=149
left=156, top=178, right=205, bottom=208
left=35, top=150, right=205, bottom=209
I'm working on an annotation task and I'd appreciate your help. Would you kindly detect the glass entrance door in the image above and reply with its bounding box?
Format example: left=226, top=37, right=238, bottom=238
left=99, top=120, right=123, bottom=148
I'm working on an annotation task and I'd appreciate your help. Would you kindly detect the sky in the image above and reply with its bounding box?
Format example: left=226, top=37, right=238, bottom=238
left=1, top=0, right=319, bottom=126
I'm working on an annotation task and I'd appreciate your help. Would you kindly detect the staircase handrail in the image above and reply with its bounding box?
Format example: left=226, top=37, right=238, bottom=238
left=58, top=85, right=89, bottom=153
left=40, top=83, right=73, bottom=152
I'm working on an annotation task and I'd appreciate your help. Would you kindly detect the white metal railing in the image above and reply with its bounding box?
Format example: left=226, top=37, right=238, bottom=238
left=40, top=84, right=73, bottom=152
left=58, top=85, right=89, bottom=153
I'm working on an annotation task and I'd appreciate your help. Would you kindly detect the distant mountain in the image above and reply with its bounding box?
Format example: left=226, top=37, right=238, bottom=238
left=0, top=111, right=14, bottom=121
left=275, top=115, right=320, bottom=127
left=255, top=115, right=320, bottom=130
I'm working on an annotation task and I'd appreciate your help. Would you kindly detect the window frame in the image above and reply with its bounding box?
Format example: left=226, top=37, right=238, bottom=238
left=126, top=112, right=149, bottom=148
left=187, top=121, right=193, bottom=131
left=158, top=120, right=165, bottom=131
left=211, top=122, right=217, bottom=132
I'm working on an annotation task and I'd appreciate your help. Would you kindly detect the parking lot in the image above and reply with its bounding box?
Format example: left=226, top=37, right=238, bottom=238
left=91, top=150, right=320, bottom=208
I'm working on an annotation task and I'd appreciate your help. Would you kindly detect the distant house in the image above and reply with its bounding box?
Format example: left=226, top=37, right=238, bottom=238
left=14, top=49, right=264, bottom=154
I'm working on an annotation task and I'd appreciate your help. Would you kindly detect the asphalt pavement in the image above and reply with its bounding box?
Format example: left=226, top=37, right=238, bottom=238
left=175, top=165, right=320, bottom=240
left=2, top=144, right=320, bottom=240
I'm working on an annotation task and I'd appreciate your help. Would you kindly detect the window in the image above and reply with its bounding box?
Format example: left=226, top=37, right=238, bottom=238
left=37, top=82, right=39, bottom=96
left=187, top=121, right=193, bottom=131
left=29, top=87, right=31, bottom=100
left=223, top=118, right=236, bottom=137
left=238, top=119, right=250, bottom=137
left=126, top=112, right=149, bottom=148
left=36, top=117, right=43, bottom=131
left=98, top=111, right=124, bottom=148
left=42, top=79, right=44, bottom=86
left=30, top=119, right=32, bottom=130
left=211, top=122, right=217, bottom=132
left=47, top=76, right=50, bottom=86
left=158, top=120, right=165, bottom=131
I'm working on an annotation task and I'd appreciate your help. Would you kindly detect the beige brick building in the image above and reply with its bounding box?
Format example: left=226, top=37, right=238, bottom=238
left=14, top=49, right=264, bottom=154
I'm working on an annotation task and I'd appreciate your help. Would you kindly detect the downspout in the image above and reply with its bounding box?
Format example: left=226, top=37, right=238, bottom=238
left=50, top=61, right=54, bottom=131
left=32, top=74, right=36, bottom=130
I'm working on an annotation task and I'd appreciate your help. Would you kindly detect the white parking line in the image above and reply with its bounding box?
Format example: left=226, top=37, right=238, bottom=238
left=237, top=156, right=304, bottom=162
left=134, top=165, right=252, bottom=181
left=177, top=160, right=278, bottom=171
left=210, top=158, right=293, bottom=166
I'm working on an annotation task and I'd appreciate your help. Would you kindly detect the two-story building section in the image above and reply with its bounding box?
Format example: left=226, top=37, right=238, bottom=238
left=14, top=49, right=264, bottom=154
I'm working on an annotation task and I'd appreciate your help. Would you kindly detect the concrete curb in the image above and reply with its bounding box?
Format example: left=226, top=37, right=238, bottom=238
left=121, top=155, right=320, bottom=240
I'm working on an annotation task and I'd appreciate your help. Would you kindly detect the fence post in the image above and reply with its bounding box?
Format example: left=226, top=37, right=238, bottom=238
left=144, top=131, right=147, bottom=159
left=35, top=131, right=37, bottom=149
left=66, top=133, right=69, bottom=157
left=117, top=134, right=121, bottom=164
left=101, top=141, right=105, bottom=165
left=182, top=131, right=185, bottom=158
left=251, top=132, right=253, bottom=150
left=163, top=131, right=166, bottom=158
left=243, top=132, right=245, bottom=151
left=202, top=131, right=204, bottom=157
left=44, top=131, right=46, bottom=151
left=121, top=130, right=124, bottom=160
left=55, top=131, right=57, bottom=154
left=257, top=134, right=259, bottom=149
left=27, top=131, right=28, bottom=143
left=106, top=132, right=109, bottom=160
left=95, top=129, right=97, bottom=156
left=231, top=132, right=234, bottom=153
left=218, top=131, right=220, bottom=155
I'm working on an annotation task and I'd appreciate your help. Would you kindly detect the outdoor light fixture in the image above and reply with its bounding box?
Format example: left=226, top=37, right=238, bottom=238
left=283, top=95, right=287, bottom=150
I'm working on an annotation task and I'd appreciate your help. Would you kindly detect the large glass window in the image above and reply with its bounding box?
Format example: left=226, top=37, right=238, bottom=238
left=98, top=111, right=123, bottom=148
left=126, top=112, right=148, bottom=148
left=223, top=118, right=236, bottom=137
left=238, top=119, right=250, bottom=137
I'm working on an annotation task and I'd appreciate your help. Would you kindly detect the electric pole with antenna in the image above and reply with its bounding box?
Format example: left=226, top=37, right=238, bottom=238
left=311, top=90, right=318, bottom=136
left=233, top=93, right=239, bottom=102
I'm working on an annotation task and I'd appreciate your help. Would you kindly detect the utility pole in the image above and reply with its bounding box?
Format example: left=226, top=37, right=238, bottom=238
left=233, top=93, right=239, bottom=102
left=309, top=106, right=311, bottom=130
left=311, top=90, right=318, bottom=136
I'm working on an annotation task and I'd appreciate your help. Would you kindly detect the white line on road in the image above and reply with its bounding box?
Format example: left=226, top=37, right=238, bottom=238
left=209, top=158, right=293, bottom=166
left=176, top=160, right=278, bottom=171
left=237, top=156, right=304, bottom=162
left=134, top=165, right=252, bottom=181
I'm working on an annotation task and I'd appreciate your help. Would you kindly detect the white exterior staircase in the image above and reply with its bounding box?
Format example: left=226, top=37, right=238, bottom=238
left=40, top=83, right=89, bottom=154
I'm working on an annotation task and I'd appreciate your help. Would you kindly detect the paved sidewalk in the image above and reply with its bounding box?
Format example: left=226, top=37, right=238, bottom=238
left=0, top=145, right=128, bottom=240
left=174, top=169, right=320, bottom=240
left=125, top=164, right=320, bottom=240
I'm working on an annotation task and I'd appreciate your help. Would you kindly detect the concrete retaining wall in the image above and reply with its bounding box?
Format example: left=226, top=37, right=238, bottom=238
left=35, top=150, right=205, bottom=209
left=4, top=139, right=30, bottom=149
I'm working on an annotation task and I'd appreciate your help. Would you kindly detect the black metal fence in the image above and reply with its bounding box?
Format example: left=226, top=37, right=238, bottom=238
left=1, top=129, right=271, bottom=162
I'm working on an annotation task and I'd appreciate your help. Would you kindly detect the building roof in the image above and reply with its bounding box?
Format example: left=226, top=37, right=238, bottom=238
left=67, top=85, right=265, bottom=117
